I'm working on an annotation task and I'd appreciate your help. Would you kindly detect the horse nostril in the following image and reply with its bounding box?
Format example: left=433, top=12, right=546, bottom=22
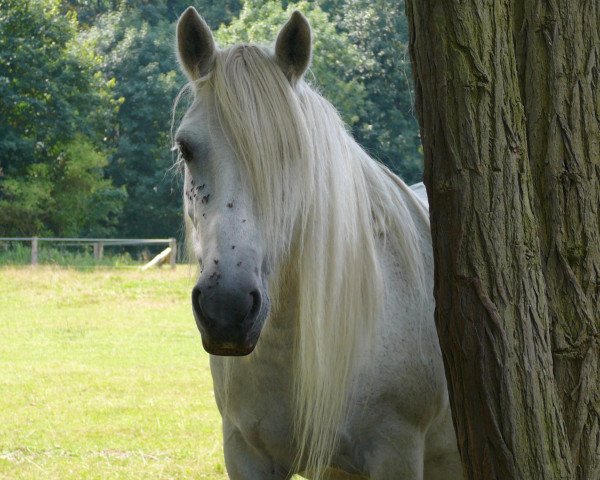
left=192, top=282, right=262, bottom=326
left=247, top=290, right=262, bottom=321
left=192, top=285, right=202, bottom=316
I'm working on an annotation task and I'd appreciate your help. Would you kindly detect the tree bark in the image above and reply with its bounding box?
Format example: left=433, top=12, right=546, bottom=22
left=405, top=0, right=600, bottom=478
left=514, top=2, right=600, bottom=477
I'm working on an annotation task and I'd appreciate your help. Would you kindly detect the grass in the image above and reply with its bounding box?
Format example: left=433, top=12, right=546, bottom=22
left=0, top=266, right=227, bottom=479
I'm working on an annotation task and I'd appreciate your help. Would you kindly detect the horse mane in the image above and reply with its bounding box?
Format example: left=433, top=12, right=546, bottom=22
left=192, top=44, right=426, bottom=477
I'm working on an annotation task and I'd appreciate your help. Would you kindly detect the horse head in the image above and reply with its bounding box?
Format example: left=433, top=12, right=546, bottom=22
left=174, top=7, right=312, bottom=356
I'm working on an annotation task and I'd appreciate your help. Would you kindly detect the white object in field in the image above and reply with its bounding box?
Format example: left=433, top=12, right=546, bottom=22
left=141, top=247, right=172, bottom=271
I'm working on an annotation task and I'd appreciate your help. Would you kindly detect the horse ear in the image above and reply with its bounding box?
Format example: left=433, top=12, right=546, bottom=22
left=275, top=11, right=312, bottom=84
left=177, top=7, right=216, bottom=81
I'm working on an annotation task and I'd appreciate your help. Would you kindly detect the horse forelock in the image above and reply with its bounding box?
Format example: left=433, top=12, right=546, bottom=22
left=188, top=44, right=427, bottom=478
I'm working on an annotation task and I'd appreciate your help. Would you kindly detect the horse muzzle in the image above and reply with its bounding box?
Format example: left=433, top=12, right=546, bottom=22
left=191, top=278, right=265, bottom=356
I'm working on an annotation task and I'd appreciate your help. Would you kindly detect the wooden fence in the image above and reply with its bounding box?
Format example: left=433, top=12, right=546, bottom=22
left=0, top=237, right=177, bottom=268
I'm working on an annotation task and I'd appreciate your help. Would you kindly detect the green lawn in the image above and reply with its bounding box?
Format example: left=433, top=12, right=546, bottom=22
left=0, top=266, right=227, bottom=479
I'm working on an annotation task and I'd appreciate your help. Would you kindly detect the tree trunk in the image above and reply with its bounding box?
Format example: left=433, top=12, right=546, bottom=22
left=406, top=1, right=600, bottom=478
left=514, top=3, right=600, bottom=477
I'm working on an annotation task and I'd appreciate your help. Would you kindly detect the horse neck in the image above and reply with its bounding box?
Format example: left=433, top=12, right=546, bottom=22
left=257, top=256, right=301, bottom=353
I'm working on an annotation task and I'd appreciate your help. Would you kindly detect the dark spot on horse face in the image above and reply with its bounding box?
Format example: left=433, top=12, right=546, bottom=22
left=214, top=259, right=219, bottom=264
left=242, top=219, right=246, bottom=223
left=231, top=245, right=235, bottom=249
left=202, top=194, right=210, bottom=204
left=237, top=261, right=242, bottom=267
left=227, top=202, right=234, bottom=208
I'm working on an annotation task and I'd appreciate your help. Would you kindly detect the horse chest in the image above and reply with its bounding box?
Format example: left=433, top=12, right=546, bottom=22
left=210, top=351, right=297, bottom=462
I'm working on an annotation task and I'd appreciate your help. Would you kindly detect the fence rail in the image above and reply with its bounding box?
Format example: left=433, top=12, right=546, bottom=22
left=0, top=237, right=177, bottom=268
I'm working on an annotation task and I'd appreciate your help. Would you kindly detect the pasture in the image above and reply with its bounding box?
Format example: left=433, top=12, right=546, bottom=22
left=0, top=266, right=226, bottom=479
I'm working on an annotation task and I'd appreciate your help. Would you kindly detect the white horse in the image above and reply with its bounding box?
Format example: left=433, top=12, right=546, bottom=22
left=174, top=7, right=462, bottom=479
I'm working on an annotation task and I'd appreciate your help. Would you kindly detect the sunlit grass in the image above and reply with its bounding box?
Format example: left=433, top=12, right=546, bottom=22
left=0, top=266, right=227, bottom=479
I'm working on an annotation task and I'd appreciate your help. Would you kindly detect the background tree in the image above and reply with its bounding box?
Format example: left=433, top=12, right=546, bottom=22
left=1, top=0, right=424, bottom=240
left=83, top=1, right=244, bottom=239
left=0, top=0, right=124, bottom=236
left=85, top=5, right=184, bottom=239
left=405, top=1, right=599, bottom=478
left=325, top=0, right=422, bottom=182
left=219, top=0, right=422, bottom=182
left=217, top=0, right=369, bottom=134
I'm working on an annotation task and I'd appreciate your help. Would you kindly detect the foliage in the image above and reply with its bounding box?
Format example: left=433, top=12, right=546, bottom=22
left=0, top=0, right=124, bottom=236
left=62, top=0, right=242, bottom=26
left=0, top=0, right=423, bottom=239
left=179, top=0, right=243, bottom=28
left=328, top=0, right=422, bottom=182
left=51, top=137, right=127, bottom=236
left=218, top=0, right=422, bottom=182
left=0, top=136, right=125, bottom=236
left=217, top=0, right=369, bottom=130
left=83, top=1, right=244, bottom=240
left=85, top=7, right=184, bottom=239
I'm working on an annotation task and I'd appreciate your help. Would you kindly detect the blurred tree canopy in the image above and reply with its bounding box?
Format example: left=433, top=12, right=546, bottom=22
left=0, top=0, right=421, bottom=238
left=0, top=0, right=125, bottom=236
left=217, top=0, right=369, bottom=132
left=335, top=0, right=421, bottom=182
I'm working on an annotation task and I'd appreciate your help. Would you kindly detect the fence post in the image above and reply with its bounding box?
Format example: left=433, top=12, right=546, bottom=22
left=93, top=242, right=104, bottom=260
left=31, top=237, right=38, bottom=266
left=169, top=238, right=177, bottom=269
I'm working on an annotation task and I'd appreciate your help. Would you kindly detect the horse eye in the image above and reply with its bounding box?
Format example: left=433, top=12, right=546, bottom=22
left=178, top=141, right=193, bottom=162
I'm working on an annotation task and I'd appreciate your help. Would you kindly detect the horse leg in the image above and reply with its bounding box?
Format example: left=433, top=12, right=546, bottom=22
left=223, top=421, right=291, bottom=480
left=365, top=421, right=425, bottom=480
